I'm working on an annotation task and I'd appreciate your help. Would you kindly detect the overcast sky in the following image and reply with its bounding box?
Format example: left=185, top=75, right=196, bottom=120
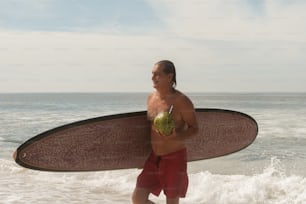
left=1, top=0, right=306, bottom=93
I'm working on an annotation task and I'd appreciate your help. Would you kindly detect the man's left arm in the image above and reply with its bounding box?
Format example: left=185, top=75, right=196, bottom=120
left=176, top=97, right=199, bottom=140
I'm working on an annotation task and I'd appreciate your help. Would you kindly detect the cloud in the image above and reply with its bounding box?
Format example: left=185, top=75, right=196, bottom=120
left=1, top=29, right=305, bottom=93
left=147, top=0, right=306, bottom=42
left=0, top=0, right=161, bottom=32
left=0, top=31, right=191, bottom=92
left=1, top=0, right=306, bottom=92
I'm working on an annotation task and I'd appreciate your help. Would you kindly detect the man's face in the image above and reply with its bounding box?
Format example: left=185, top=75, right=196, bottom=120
left=151, top=64, right=172, bottom=89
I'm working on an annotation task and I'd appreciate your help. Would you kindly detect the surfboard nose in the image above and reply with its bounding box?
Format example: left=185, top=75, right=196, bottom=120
left=13, top=150, right=17, bottom=161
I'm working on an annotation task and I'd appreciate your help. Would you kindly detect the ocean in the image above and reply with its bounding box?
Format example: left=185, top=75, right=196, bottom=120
left=0, top=92, right=305, bottom=204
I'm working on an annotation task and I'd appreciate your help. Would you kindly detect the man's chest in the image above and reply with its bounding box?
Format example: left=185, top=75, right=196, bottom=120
left=147, top=98, right=173, bottom=120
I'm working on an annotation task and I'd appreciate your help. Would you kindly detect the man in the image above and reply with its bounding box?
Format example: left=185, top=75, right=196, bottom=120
left=132, top=60, right=199, bottom=204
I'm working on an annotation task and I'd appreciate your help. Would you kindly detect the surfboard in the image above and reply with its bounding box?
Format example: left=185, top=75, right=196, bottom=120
left=14, top=108, right=258, bottom=172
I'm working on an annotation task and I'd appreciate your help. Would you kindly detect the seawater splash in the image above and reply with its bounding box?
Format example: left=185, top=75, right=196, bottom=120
left=169, top=157, right=306, bottom=204
left=2, top=156, right=306, bottom=203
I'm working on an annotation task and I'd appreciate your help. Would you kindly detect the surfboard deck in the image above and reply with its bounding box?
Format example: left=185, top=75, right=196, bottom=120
left=14, top=109, right=258, bottom=172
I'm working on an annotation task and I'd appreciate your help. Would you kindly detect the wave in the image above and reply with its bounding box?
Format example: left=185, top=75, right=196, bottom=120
left=182, top=158, right=306, bottom=204
left=0, top=138, right=23, bottom=144
left=1, top=157, right=305, bottom=204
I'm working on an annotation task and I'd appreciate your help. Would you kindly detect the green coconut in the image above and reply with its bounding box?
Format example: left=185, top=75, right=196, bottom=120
left=153, top=111, right=175, bottom=136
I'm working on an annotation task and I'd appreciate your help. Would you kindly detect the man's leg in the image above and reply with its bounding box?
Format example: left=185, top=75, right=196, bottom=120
left=132, top=187, right=155, bottom=204
left=166, top=197, right=179, bottom=204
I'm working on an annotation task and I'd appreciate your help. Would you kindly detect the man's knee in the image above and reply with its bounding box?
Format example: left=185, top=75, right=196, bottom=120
left=131, top=193, right=142, bottom=204
left=131, top=188, right=151, bottom=204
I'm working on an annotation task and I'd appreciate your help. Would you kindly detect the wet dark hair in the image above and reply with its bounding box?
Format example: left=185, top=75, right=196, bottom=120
left=156, top=60, right=177, bottom=88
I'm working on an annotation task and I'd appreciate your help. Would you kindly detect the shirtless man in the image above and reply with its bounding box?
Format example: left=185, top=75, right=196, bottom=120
left=132, top=60, right=199, bottom=204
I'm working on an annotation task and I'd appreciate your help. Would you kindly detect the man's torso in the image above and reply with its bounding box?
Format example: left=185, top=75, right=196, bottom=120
left=147, top=90, right=187, bottom=155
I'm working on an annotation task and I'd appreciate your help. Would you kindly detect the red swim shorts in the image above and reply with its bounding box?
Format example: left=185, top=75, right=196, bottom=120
left=136, top=148, right=188, bottom=198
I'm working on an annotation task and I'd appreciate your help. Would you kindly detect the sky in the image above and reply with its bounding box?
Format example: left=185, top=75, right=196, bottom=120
left=1, top=0, right=306, bottom=93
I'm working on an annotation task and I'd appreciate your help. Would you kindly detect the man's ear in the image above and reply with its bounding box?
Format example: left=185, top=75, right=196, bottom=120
left=168, top=73, right=174, bottom=82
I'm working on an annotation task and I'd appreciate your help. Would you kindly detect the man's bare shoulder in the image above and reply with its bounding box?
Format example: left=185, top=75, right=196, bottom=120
left=174, top=90, right=194, bottom=108
left=147, top=92, right=155, bottom=100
